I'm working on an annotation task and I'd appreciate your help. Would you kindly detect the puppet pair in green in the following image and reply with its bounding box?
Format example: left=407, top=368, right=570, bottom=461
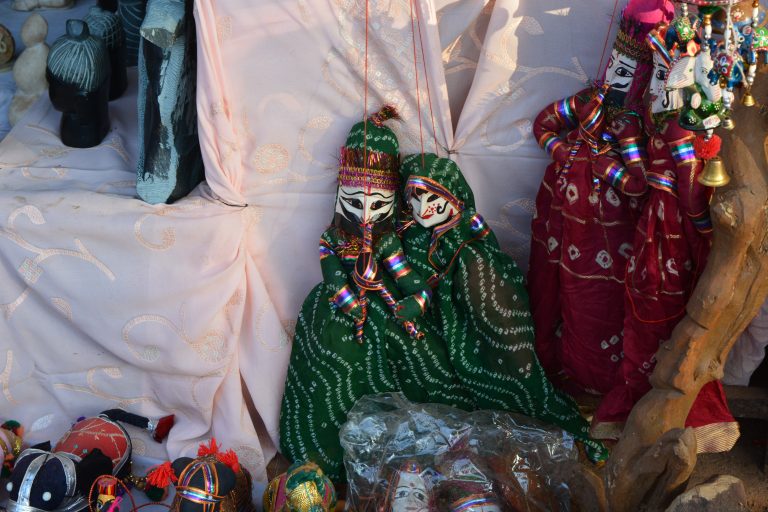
left=279, top=108, right=607, bottom=482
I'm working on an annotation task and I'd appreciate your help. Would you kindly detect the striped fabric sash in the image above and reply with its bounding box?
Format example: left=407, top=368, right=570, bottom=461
left=647, top=172, right=677, bottom=194
left=556, top=95, right=579, bottom=128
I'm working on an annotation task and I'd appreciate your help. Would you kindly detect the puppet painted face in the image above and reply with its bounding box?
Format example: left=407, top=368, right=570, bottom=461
left=334, top=185, right=396, bottom=235
left=604, top=48, right=639, bottom=105
left=390, top=470, right=430, bottom=512
left=410, top=188, right=456, bottom=228
left=650, top=53, right=684, bottom=114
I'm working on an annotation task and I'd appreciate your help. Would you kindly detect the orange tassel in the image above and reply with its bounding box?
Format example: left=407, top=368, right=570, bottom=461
left=216, top=449, right=240, bottom=474
left=197, top=438, right=220, bottom=457
left=146, top=461, right=177, bottom=488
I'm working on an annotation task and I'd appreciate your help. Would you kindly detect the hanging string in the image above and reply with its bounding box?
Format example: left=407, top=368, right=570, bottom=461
left=414, top=0, right=440, bottom=157
left=362, top=0, right=371, bottom=218
left=351, top=0, right=373, bottom=345
left=596, top=0, right=622, bottom=81
left=409, top=0, right=427, bottom=167
left=363, top=0, right=370, bottom=176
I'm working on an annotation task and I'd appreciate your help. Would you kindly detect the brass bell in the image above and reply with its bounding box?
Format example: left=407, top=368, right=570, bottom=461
left=698, top=156, right=731, bottom=187
left=721, top=116, right=735, bottom=130
left=743, top=90, right=756, bottom=107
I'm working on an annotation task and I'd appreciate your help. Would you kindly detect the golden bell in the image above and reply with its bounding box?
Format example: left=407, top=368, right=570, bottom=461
left=698, top=156, right=731, bottom=187
left=721, top=116, right=735, bottom=130
left=743, top=91, right=756, bottom=107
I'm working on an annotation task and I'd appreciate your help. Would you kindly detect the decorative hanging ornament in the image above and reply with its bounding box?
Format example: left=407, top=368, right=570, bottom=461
left=741, top=0, right=765, bottom=106
left=674, top=0, right=767, bottom=127
left=695, top=132, right=731, bottom=186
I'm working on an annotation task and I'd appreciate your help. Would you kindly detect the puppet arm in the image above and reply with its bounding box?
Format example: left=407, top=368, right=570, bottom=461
left=320, top=230, right=363, bottom=319
left=533, top=90, right=588, bottom=165
left=665, top=126, right=713, bottom=235
left=592, top=113, right=648, bottom=196
left=378, top=232, right=432, bottom=321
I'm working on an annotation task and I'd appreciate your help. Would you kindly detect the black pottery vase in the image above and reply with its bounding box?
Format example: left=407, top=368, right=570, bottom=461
left=85, top=6, right=128, bottom=100
left=47, top=20, right=111, bottom=148
left=117, top=0, right=147, bottom=66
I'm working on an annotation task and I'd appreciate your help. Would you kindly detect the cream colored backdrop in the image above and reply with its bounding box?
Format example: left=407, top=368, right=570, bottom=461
left=0, top=0, right=619, bottom=486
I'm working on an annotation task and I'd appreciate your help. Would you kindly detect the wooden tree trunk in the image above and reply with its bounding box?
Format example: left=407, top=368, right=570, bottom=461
left=605, top=68, right=768, bottom=511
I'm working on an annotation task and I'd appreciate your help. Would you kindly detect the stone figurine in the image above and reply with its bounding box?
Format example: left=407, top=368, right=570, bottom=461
left=46, top=20, right=110, bottom=148
left=136, top=0, right=204, bottom=204
left=84, top=6, right=128, bottom=100
left=11, top=0, right=74, bottom=11
left=9, top=14, right=49, bottom=126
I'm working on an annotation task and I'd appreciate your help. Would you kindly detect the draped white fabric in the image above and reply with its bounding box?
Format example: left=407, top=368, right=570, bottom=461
left=724, top=297, right=768, bottom=386
left=1, top=0, right=623, bottom=486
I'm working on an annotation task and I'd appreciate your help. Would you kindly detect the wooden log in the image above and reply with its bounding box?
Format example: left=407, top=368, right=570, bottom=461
left=605, top=65, right=768, bottom=511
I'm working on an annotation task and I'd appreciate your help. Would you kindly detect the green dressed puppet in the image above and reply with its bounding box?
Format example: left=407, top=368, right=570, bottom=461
left=399, top=153, right=607, bottom=463
left=279, top=108, right=473, bottom=482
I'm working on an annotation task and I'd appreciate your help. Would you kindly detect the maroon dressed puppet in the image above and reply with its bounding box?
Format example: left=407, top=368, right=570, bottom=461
left=529, top=0, right=675, bottom=395
left=592, top=22, right=739, bottom=452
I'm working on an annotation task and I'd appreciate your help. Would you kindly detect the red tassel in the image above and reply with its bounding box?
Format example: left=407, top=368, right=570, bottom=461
left=369, top=105, right=400, bottom=126
left=146, top=461, right=177, bottom=488
left=216, top=449, right=240, bottom=474
left=152, top=415, right=174, bottom=443
left=197, top=438, right=220, bottom=457
left=694, top=133, right=722, bottom=160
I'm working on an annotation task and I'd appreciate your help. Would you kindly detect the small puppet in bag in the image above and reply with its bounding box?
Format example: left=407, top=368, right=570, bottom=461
left=528, top=0, right=675, bottom=395
left=145, top=439, right=253, bottom=512
left=6, top=410, right=173, bottom=512
left=592, top=20, right=739, bottom=452
left=432, top=450, right=501, bottom=512
left=432, top=482, right=500, bottom=512
left=279, top=106, right=472, bottom=482
left=400, top=153, right=606, bottom=463
left=483, top=455, right=561, bottom=512
left=263, top=461, right=336, bottom=512
left=379, top=461, right=432, bottom=512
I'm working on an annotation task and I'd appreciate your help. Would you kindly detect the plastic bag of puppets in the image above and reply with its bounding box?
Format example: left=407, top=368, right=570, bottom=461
left=333, top=392, right=580, bottom=512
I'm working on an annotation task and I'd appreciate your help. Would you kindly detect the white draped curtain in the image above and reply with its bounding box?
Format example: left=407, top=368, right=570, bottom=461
left=1, top=0, right=623, bottom=488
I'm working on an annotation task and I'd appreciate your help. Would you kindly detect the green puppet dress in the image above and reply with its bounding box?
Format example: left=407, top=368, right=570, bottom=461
left=279, top=111, right=473, bottom=482
left=400, top=153, right=607, bottom=462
